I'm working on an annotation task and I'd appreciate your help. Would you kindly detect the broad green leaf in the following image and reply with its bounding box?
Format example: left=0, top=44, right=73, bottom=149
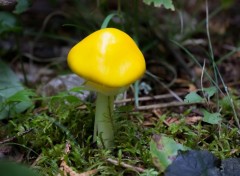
left=150, top=134, right=188, bottom=173
left=184, top=92, right=204, bottom=103
left=0, top=160, right=40, bottom=176
left=222, top=158, right=240, bottom=175
left=7, top=89, right=35, bottom=102
left=165, top=150, right=219, bottom=176
left=0, top=61, right=34, bottom=119
left=0, top=12, right=20, bottom=34
left=201, top=109, right=222, bottom=124
left=203, top=86, right=217, bottom=99
left=13, top=0, right=30, bottom=14
left=143, top=0, right=175, bottom=10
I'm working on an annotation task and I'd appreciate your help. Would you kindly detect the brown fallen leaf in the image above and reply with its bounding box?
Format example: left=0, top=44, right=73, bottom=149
left=59, top=160, right=98, bottom=176
left=58, top=141, right=98, bottom=176
left=175, top=78, right=197, bottom=92
left=142, top=121, right=155, bottom=126
left=165, top=117, right=180, bottom=125
left=185, top=116, right=202, bottom=125
left=165, top=116, right=202, bottom=125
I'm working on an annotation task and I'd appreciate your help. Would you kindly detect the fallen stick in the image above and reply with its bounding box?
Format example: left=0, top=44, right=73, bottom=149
left=115, top=92, right=185, bottom=104
left=106, top=158, right=145, bottom=173
left=136, top=101, right=204, bottom=110
left=0, top=128, right=33, bottom=144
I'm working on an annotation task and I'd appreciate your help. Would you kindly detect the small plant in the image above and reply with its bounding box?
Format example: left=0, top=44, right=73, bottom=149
left=184, top=86, right=222, bottom=125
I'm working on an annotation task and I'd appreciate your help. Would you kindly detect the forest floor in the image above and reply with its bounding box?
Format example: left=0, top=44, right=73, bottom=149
left=0, top=0, right=240, bottom=175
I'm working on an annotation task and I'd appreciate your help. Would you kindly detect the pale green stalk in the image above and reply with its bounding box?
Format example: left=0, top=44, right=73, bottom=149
left=94, top=93, right=114, bottom=148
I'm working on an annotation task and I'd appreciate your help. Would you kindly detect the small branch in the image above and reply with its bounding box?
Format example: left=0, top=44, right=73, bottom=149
left=136, top=101, right=204, bottom=110
left=0, top=128, right=33, bottom=144
left=115, top=92, right=186, bottom=104
left=106, top=158, right=145, bottom=173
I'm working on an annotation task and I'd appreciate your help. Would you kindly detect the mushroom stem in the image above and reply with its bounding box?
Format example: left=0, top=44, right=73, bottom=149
left=94, top=92, right=114, bottom=148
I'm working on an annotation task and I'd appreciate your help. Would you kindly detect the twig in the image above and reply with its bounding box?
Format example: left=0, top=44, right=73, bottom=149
left=106, top=158, right=145, bottom=173
left=136, top=101, right=204, bottom=110
left=146, top=71, right=183, bottom=102
left=23, top=53, right=65, bottom=63
left=152, top=109, right=170, bottom=126
left=115, top=92, right=186, bottom=104
left=0, top=128, right=33, bottom=144
left=31, top=154, right=42, bottom=167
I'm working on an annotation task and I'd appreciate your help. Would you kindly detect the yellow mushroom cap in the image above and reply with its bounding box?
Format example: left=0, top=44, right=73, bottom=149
left=67, top=28, right=146, bottom=94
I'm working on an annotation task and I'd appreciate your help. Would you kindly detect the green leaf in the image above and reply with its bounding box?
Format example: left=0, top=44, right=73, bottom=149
left=222, top=158, right=240, bottom=175
left=101, top=13, right=118, bottom=29
left=7, top=89, right=35, bottom=102
left=0, top=160, right=40, bottom=176
left=13, top=0, right=30, bottom=14
left=140, top=169, right=159, bottom=176
left=150, top=134, right=189, bottom=173
left=143, top=0, right=175, bottom=10
left=184, top=92, right=204, bottom=103
left=203, top=86, right=217, bottom=100
left=0, top=61, right=34, bottom=119
left=165, top=150, right=219, bottom=176
left=201, top=109, right=222, bottom=124
left=0, top=12, right=20, bottom=34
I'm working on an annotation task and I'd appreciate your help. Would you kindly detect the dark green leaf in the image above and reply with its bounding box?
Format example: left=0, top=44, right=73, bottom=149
left=0, top=12, right=20, bottom=34
left=221, top=158, right=240, bottom=176
left=0, top=61, right=34, bottom=119
left=7, top=89, right=35, bottom=102
left=0, top=160, right=41, bottom=176
left=165, top=150, right=220, bottom=176
left=143, top=0, right=175, bottom=10
left=13, top=0, right=30, bottom=14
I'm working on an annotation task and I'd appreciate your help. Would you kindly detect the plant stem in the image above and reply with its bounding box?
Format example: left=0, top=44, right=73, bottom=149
left=94, top=93, right=114, bottom=148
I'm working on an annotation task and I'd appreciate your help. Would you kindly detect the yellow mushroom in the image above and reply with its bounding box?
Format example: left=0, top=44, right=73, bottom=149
left=67, top=28, right=146, bottom=148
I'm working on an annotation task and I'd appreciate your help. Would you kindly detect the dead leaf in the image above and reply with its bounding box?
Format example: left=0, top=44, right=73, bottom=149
left=175, top=78, right=197, bottom=92
left=59, top=160, right=98, bottom=176
left=165, top=117, right=180, bottom=124
left=185, top=116, right=202, bottom=124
